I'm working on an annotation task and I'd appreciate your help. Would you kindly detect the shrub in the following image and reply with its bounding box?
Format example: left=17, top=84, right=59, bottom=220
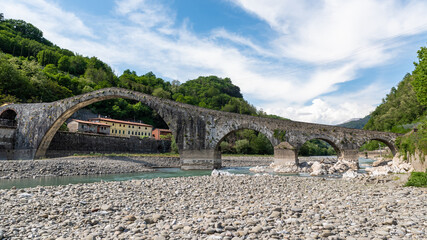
left=405, top=172, right=427, bottom=187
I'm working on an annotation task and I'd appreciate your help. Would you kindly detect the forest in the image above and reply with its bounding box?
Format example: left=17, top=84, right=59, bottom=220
left=363, top=46, right=427, bottom=156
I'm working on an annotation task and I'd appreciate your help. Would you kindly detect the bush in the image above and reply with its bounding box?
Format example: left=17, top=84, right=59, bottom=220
left=396, top=119, right=427, bottom=161
left=235, top=139, right=250, bottom=154
left=405, top=172, right=427, bottom=187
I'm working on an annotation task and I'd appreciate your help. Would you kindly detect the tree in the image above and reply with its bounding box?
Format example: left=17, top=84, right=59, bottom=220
left=152, top=88, right=171, bottom=99
left=412, top=46, right=427, bottom=107
left=235, top=139, right=250, bottom=154
left=58, top=56, right=70, bottom=72
left=0, top=56, right=32, bottom=101
left=69, top=55, right=87, bottom=75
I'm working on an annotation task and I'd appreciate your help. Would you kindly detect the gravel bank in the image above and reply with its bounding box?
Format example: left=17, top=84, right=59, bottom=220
left=0, top=156, right=275, bottom=180
left=0, top=156, right=170, bottom=179
left=0, top=175, right=425, bottom=239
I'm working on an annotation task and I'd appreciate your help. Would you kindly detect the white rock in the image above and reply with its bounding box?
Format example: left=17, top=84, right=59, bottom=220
left=249, top=166, right=270, bottom=173
left=18, top=193, right=33, bottom=198
left=211, top=169, right=238, bottom=176
left=366, top=166, right=391, bottom=176
left=310, top=162, right=327, bottom=176
left=342, top=170, right=358, bottom=179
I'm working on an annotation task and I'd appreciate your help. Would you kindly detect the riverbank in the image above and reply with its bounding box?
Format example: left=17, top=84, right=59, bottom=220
left=0, top=174, right=425, bottom=239
left=0, top=155, right=274, bottom=180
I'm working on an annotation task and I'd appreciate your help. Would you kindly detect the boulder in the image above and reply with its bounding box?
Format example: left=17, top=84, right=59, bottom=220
left=342, top=169, right=358, bottom=179
left=310, top=162, right=327, bottom=176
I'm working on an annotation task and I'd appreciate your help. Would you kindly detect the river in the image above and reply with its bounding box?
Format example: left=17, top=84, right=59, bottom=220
left=0, top=157, right=375, bottom=189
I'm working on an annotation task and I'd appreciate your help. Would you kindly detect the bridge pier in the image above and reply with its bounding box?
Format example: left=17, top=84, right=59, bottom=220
left=339, top=149, right=359, bottom=170
left=273, top=142, right=298, bottom=166
left=180, top=149, right=222, bottom=170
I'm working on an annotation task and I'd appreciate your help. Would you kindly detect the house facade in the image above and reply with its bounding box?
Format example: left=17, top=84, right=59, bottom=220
left=67, top=120, right=110, bottom=134
left=89, top=118, right=153, bottom=138
left=152, top=128, right=173, bottom=140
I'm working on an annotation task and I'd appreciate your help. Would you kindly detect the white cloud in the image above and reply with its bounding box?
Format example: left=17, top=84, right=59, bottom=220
left=261, top=81, right=390, bottom=124
left=1, top=0, right=426, bottom=124
left=0, top=0, right=94, bottom=42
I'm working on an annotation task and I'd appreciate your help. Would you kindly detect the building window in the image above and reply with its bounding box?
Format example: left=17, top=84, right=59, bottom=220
left=145, top=127, right=147, bottom=130
left=128, top=131, right=130, bottom=134
left=139, top=127, right=141, bottom=129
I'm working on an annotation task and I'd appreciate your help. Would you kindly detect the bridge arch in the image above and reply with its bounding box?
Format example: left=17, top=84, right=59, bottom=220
left=359, top=137, right=397, bottom=156
left=214, top=127, right=275, bottom=154
left=295, top=135, right=342, bottom=156
left=0, top=108, right=18, bottom=127
left=34, top=89, right=176, bottom=158
left=296, top=136, right=341, bottom=157
left=214, top=123, right=278, bottom=152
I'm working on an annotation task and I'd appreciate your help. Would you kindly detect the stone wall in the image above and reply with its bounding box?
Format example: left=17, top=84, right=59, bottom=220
left=407, top=150, right=427, bottom=172
left=46, top=131, right=171, bottom=158
left=0, top=127, right=15, bottom=160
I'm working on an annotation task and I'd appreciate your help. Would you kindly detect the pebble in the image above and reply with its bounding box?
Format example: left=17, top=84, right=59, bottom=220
left=0, top=156, right=273, bottom=179
left=0, top=174, right=424, bottom=239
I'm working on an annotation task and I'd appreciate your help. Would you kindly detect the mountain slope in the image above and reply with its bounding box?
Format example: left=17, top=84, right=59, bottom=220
left=336, top=115, right=370, bottom=129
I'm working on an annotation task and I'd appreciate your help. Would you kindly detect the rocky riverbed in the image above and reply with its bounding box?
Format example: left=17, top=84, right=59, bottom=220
left=0, top=174, right=425, bottom=239
left=0, top=157, right=161, bottom=180
left=0, top=156, right=274, bottom=180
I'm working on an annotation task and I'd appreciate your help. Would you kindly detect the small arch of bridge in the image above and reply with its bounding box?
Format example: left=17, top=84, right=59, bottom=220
left=293, top=134, right=342, bottom=156
left=358, top=137, right=397, bottom=156
left=214, top=124, right=278, bottom=152
left=296, top=136, right=341, bottom=157
left=0, top=108, right=18, bottom=127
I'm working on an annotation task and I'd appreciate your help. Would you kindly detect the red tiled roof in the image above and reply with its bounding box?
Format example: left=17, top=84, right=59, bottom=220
left=89, top=118, right=153, bottom=127
left=72, top=119, right=110, bottom=127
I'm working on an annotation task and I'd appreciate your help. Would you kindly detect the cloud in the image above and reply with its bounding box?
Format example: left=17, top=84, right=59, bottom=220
left=1, top=0, right=427, bottom=125
left=0, top=0, right=94, bottom=42
left=261, top=81, right=390, bottom=125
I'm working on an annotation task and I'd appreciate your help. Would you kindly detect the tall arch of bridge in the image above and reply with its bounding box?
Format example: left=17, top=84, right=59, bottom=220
left=0, top=87, right=401, bottom=170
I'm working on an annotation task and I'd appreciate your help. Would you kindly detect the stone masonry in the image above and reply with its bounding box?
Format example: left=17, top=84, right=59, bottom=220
left=0, top=88, right=400, bottom=169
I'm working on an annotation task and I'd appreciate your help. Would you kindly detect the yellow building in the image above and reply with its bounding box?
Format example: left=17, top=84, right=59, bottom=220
left=89, top=118, right=153, bottom=138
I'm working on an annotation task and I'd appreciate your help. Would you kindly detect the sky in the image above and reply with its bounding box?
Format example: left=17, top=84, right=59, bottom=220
left=1, top=0, right=427, bottom=125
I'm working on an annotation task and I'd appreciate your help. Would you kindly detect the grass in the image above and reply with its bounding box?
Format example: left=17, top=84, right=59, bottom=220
left=405, top=171, right=427, bottom=187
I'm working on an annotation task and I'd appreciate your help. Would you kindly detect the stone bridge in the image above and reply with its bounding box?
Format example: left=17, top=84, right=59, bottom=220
left=0, top=88, right=400, bottom=169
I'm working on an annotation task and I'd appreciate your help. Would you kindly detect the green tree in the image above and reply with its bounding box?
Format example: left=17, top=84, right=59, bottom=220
left=364, top=73, right=425, bottom=132
left=0, top=55, right=32, bottom=101
left=58, top=55, right=70, bottom=72
left=152, top=87, right=171, bottom=99
left=412, top=46, right=427, bottom=107
left=235, top=139, right=250, bottom=154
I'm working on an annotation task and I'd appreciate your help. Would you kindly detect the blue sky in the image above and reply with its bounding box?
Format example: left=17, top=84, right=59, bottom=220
left=1, top=0, right=427, bottom=124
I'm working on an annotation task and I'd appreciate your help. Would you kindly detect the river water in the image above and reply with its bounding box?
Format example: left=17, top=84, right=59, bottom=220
left=0, top=158, right=375, bottom=189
